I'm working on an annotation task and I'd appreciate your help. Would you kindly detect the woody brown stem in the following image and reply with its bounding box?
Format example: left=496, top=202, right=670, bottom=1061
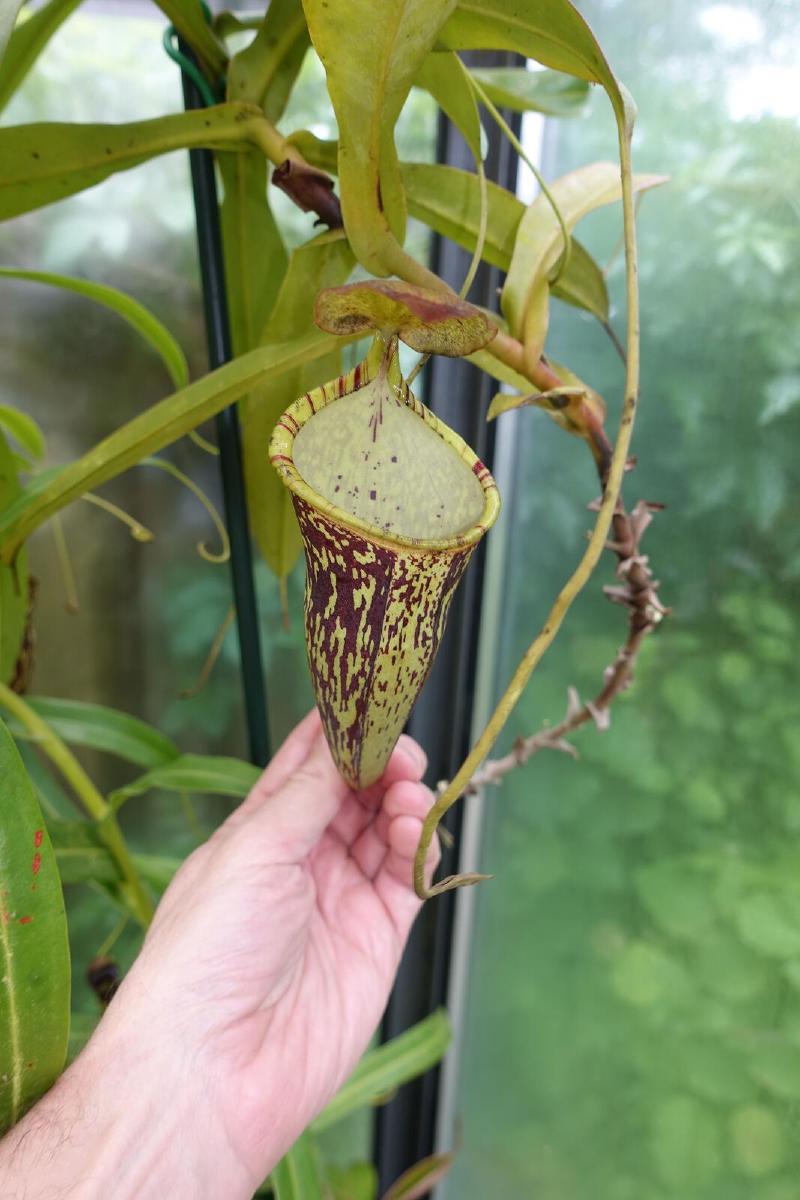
left=469, top=496, right=670, bottom=791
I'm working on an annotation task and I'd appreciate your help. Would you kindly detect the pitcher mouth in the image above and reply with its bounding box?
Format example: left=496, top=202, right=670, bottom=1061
left=270, top=336, right=501, bottom=554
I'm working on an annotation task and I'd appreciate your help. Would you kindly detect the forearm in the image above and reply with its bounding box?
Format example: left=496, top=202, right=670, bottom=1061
left=0, top=1016, right=255, bottom=1200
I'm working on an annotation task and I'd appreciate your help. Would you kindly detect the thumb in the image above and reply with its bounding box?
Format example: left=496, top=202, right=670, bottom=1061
left=242, top=725, right=351, bottom=859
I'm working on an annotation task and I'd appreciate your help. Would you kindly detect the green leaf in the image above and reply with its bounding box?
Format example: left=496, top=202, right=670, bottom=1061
left=0, top=403, right=45, bottom=460
left=46, top=820, right=179, bottom=892
left=0, top=102, right=264, bottom=221
left=219, top=151, right=288, bottom=357
left=0, top=2, right=25, bottom=69
left=437, top=0, right=630, bottom=122
left=551, top=237, right=609, bottom=321
left=0, top=717, right=70, bottom=1133
left=403, top=161, right=521, bottom=271
left=0, top=0, right=82, bottom=115
left=313, top=1009, right=451, bottom=1132
left=110, top=753, right=261, bottom=808
left=469, top=65, right=589, bottom=116
left=326, top=1163, right=378, bottom=1200
left=151, top=0, right=228, bottom=79
left=0, top=426, right=28, bottom=685
left=468, top=345, right=531, bottom=394
left=415, top=52, right=484, bottom=161
left=287, top=129, right=338, bottom=176
left=271, top=1131, right=325, bottom=1200
left=0, top=268, right=189, bottom=390
left=227, top=0, right=309, bottom=122
left=501, top=162, right=665, bottom=357
left=0, top=328, right=343, bottom=561
left=299, top=151, right=611, bottom=327
left=7, top=696, right=179, bottom=769
left=302, top=0, right=458, bottom=273
left=243, top=230, right=353, bottom=577
left=382, top=1153, right=455, bottom=1200
left=56, top=847, right=179, bottom=892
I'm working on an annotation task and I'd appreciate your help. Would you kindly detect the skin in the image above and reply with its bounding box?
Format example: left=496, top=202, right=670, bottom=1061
left=0, top=709, right=439, bottom=1199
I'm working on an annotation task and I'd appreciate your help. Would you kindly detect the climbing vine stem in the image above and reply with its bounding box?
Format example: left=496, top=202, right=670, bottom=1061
left=414, top=114, right=641, bottom=899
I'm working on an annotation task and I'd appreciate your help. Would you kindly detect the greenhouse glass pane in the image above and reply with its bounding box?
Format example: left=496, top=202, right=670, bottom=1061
left=443, top=2, right=800, bottom=1198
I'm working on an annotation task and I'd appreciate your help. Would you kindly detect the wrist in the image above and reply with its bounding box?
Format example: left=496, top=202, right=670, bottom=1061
left=0, top=1010, right=257, bottom=1200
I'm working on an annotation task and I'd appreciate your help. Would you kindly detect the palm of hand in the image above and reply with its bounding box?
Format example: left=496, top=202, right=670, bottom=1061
left=125, top=710, right=435, bottom=1189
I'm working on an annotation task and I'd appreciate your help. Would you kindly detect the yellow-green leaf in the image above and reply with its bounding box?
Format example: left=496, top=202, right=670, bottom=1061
left=0, top=329, right=343, bottom=562
left=0, top=718, right=70, bottom=1133
left=0, top=403, right=45, bottom=461
left=502, top=162, right=665, bottom=358
left=382, top=1153, right=455, bottom=1200
left=109, top=754, right=260, bottom=809
left=551, top=236, right=609, bottom=322
left=313, top=1010, right=451, bottom=1132
left=271, top=1131, right=325, bottom=1200
left=243, top=229, right=354, bottom=577
left=0, top=267, right=189, bottom=389
left=469, top=64, right=589, bottom=116
left=0, top=102, right=264, bottom=221
left=403, top=160, right=520, bottom=270
left=226, top=0, right=309, bottom=122
left=302, top=0, right=458, bottom=273
left=7, top=696, right=179, bottom=769
left=438, top=0, right=630, bottom=122
left=151, top=0, right=227, bottom=79
left=0, top=0, right=81, bottom=114
left=415, top=51, right=484, bottom=162
left=219, top=151, right=288, bottom=357
left=0, top=425, right=28, bottom=684
left=0, top=2, right=25, bottom=67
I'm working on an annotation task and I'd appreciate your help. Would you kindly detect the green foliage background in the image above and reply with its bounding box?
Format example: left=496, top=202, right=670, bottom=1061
left=446, top=1, right=800, bottom=1197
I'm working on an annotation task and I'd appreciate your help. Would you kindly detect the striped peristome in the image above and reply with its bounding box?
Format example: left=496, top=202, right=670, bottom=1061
left=270, top=334, right=500, bottom=789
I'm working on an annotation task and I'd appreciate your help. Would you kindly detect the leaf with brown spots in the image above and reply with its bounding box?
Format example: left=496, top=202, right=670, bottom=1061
left=314, top=280, right=496, bottom=357
left=0, top=718, right=70, bottom=1133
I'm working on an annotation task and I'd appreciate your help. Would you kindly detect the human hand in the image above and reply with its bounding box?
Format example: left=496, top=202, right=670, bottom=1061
left=0, top=710, right=438, bottom=1199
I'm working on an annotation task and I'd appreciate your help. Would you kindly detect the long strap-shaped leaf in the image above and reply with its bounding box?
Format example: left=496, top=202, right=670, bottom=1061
left=0, top=0, right=81, bottom=114
left=438, top=0, right=629, bottom=115
left=0, top=268, right=189, bottom=388
left=0, top=717, right=70, bottom=1133
left=0, top=2, right=25, bottom=68
left=0, top=421, right=28, bottom=684
left=312, top=1009, right=451, bottom=1132
left=0, top=329, right=341, bottom=562
left=226, top=0, right=309, bottom=122
left=151, top=0, right=227, bottom=79
left=501, top=161, right=665, bottom=360
left=271, top=1132, right=325, bottom=1200
left=0, top=102, right=272, bottom=221
left=243, top=230, right=353, bottom=577
left=302, top=0, right=458, bottom=276
left=6, top=695, right=179, bottom=769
